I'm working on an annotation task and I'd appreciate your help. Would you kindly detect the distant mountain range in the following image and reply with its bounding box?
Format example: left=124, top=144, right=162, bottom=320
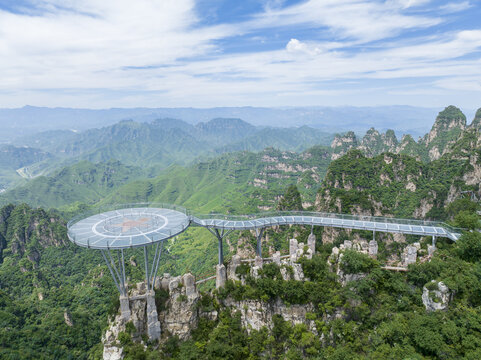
left=0, top=117, right=333, bottom=191
left=0, top=105, right=461, bottom=142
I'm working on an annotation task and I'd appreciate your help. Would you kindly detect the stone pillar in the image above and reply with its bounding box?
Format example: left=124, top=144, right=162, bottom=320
left=289, top=239, right=298, bottom=261
left=307, top=233, right=316, bottom=254
left=216, top=264, right=227, bottom=289
left=254, top=256, right=263, bottom=268
left=360, top=241, right=369, bottom=254
left=404, top=245, right=417, bottom=266
left=119, top=296, right=131, bottom=321
left=161, top=273, right=171, bottom=291
left=146, top=291, right=161, bottom=341
left=229, top=255, right=241, bottom=280
left=428, top=245, right=436, bottom=256
left=154, top=277, right=162, bottom=290
left=369, top=240, right=378, bottom=258
left=183, top=273, right=197, bottom=300
left=168, top=276, right=181, bottom=293
left=272, top=251, right=281, bottom=265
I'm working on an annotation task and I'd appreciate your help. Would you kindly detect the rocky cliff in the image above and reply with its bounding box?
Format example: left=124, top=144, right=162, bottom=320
left=330, top=105, right=479, bottom=162
left=318, top=125, right=481, bottom=219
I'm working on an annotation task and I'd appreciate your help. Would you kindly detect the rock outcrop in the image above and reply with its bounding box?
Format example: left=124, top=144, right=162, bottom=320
left=422, top=281, right=452, bottom=312
left=331, top=131, right=358, bottom=160
left=223, top=298, right=317, bottom=333
left=328, top=105, right=476, bottom=162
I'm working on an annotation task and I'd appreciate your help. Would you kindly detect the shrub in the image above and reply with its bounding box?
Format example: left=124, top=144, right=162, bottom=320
left=340, top=250, right=377, bottom=274
left=457, top=232, right=481, bottom=262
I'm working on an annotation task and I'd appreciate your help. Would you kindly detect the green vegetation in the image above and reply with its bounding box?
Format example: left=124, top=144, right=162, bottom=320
left=277, top=185, right=303, bottom=211
left=339, top=250, right=377, bottom=274
left=317, top=132, right=480, bottom=219
left=0, top=160, right=146, bottom=208
left=0, top=107, right=479, bottom=358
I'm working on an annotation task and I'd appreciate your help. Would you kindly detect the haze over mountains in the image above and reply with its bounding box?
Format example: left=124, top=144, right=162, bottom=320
left=1, top=105, right=480, bottom=212
left=0, top=117, right=333, bottom=192
left=0, top=105, right=458, bottom=142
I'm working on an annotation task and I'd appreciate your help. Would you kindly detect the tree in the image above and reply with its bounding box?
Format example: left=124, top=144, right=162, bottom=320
left=278, top=185, right=303, bottom=211
left=454, top=210, right=480, bottom=230
left=457, top=231, right=481, bottom=262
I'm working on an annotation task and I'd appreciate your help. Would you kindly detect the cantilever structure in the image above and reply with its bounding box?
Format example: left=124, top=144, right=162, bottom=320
left=68, top=205, right=189, bottom=296
left=67, top=203, right=463, bottom=295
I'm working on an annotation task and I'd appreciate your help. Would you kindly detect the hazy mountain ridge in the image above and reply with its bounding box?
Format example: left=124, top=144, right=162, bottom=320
left=0, top=105, right=446, bottom=142
left=3, top=118, right=332, bottom=191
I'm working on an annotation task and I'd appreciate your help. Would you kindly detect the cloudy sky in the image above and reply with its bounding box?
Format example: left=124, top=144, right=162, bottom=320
left=0, top=0, right=480, bottom=108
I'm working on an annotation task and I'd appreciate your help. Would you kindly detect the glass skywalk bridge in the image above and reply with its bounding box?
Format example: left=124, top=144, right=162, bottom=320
left=191, top=211, right=462, bottom=242
left=67, top=204, right=463, bottom=296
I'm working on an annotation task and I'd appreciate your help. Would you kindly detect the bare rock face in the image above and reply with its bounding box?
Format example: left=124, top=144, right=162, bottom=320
left=161, top=273, right=171, bottom=290
left=289, top=238, right=298, bottom=261
left=272, top=251, right=281, bottom=265
left=103, top=346, right=123, bottom=360
left=227, top=255, right=241, bottom=280
left=330, top=131, right=358, bottom=160
left=224, top=298, right=317, bottom=334
left=421, top=105, right=466, bottom=160
left=163, top=276, right=200, bottom=340
left=146, top=292, right=161, bottom=341
left=422, top=281, right=452, bottom=312
left=102, top=314, right=126, bottom=360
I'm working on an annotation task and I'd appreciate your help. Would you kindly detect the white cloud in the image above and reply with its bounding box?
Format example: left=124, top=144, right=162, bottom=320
left=391, top=0, right=432, bottom=9
left=246, top=0, right=441, bottom=43
left=0, top=0, right=480, bottom=108
left=439, top=1, right=472, bottom=12
left=286, top=39, right=323, bottom=56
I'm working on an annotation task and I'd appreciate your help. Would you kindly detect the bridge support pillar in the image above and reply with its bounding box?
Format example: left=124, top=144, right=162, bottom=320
left=255, top=228, right=265, bottom=258
left=119, top=295, right=131, bottom=321
left=432, top=236, right=437, bottom=248
left=373, top=230, right=376, bottom=242
left=208, top=228, right=233, bottom=265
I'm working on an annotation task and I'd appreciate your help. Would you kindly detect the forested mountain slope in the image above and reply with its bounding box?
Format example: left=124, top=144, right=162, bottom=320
left=318, top=127, right=481, bottom=221
left=0, top=160, right=146, bottom=209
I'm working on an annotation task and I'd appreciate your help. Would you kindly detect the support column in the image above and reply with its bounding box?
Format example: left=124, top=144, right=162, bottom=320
left=149, top=241, right=163, bottom=291
left=255, top=228, right=264, bottom=258
left=207, top=228, right=233, bottom=265
left=101, top=249, right=131, bottom=320
left=143, top=246, right=150, bottom=290
left=215, top=229, right=224, bottom=265
left=428, top=236, right=437, bottom=256
left=373, top=230, right=376, bottom=242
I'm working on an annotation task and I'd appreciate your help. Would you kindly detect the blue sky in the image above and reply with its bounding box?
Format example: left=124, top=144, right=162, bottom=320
left=0, top=0, right=480, bottom=109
